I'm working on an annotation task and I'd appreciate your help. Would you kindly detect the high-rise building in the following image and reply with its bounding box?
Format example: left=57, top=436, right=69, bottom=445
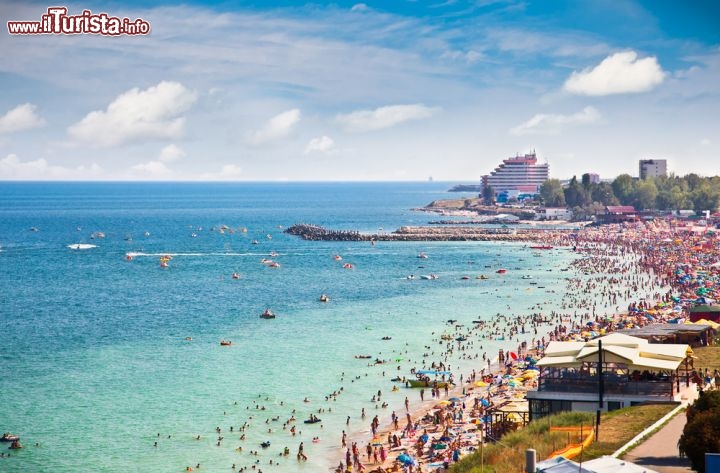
left=639, top=159, right=667, bottom=179
left=482, top=151, right=549, bottom=195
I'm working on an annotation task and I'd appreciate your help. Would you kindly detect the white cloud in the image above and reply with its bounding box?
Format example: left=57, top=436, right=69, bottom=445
left=351, top=3, right=369, bottom=12
left=336, top=104, right=437, bottom=132
left=130, top=161, right=172, bottom=176
left=200, top=164, right=243, bottom=180
left=510, top=106, right=601, bottom=135
left=700, top=138, right=711, bottom=146
left=563, top=51, right=665, bottom=96
left=68, top=81, right=198, bottom=147
left=440, top=49, right=483, bottom=64
left=0, top=153, right=102, bottom=179
left=248, top=109, right=301, bottom=145
left=159, top=144, right=186, bottom=162
left=304, top=136, right=335, bottom=154
left=0, top=104, right=45, bottom=134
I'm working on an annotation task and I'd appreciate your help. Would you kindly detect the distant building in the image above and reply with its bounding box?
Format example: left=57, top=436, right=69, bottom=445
left=586, top=173, right=600, bottom=184
left=639, top=159, right=667, bottom=179
left=536, top=207, right=573, bottom=221
left=596, top=205, right=639, bottom=224
left=482, top=151, right=549, bottom=196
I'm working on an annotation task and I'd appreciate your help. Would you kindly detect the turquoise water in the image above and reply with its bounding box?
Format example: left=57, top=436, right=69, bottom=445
left=0, top=182, right=575, bottom=472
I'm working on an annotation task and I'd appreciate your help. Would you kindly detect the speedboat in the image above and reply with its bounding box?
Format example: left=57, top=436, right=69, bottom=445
left=417, top=252, right=428, bottom=259
left=1, top=433, right=19, bottom=442
left=319, top=294, right=330, bottom=302
left=496, top=269, right=507, bottom=274
left=220, top=340, right=232, bottom=346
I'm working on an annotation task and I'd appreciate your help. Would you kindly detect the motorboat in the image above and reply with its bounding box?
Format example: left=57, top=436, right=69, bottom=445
left=260, top=309, right=276, bottom=319
left=496, top=269, right=507, bottom=274
left=1, top=433, right=19, bottom=442
left=220, top=340, right=232, bottom=346
left=417, top=252, right=428, bottom=259
left=232, top=272, right=241, bottom=279
left=319, top=294, right=330, bottom=302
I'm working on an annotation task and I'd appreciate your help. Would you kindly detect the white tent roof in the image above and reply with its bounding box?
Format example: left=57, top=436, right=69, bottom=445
left=583, top=455, right=659, bottom=473
left=537, top=334, right=689, bottom=371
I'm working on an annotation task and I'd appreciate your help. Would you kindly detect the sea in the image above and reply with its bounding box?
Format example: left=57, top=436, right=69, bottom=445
left=0, top=182, right=577, bottom=473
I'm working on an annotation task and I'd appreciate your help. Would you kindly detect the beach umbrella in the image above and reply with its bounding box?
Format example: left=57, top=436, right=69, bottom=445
left=509, top=351, right=518, bottom=361
left=449, top=397, right=462, bottom=402
left=437, top=400, right=451, bottom=406
left=474, top=381, right=488, bottom=387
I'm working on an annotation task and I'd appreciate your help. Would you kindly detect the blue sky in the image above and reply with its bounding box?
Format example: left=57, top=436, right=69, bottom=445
left=0, top=0, right=718, bottom=181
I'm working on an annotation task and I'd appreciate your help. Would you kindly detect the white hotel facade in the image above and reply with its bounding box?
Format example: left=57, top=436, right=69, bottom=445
left=481, top=152, right=549, bottom=197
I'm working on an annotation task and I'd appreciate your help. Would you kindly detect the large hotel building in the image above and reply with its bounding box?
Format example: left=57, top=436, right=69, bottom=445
left=481, top=152, right=549, bottom=196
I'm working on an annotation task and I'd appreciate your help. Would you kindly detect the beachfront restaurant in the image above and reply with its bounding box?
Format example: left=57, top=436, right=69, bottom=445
left=526, top=333, right=694, bottom=421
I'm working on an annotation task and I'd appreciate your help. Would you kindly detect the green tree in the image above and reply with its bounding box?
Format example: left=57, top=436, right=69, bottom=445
left=591, top=182, right=619, bottom=206
left=539, top=179, right=566, bottom=207
left=612, top=174, right=636, bottom=205
left=564, top=176, right=590, bottom=207
left=482, top=185, right=496, bottom=205
left=690, top=183, right=720, bottom=214
left=632, top=178, right=659, bottom=210
left=679, top=391, right=720, bottom=473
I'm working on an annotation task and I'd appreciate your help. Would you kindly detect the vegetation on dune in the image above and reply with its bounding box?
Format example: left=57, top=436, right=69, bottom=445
left=450, top=404, right=675, bottom=473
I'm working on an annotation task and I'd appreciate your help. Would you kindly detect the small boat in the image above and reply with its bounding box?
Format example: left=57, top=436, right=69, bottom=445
left=68, top=243, right=97, bottom=250
left=460, top=276, right=470, bottom=280
left=319, top=294, right=330, bottom=302
left=496, top=269, right=507, bottom=274
left=251, top=240, right=259, bottom=245
left=232, top=272, right=241, bottom=279
left=342, top=263, right=354, bottom=269
left=269, top=251, right=279, bottom=257
left=220, top=340, right=232, bottom=346
left=417, top=252, right=428, bottom=259
left=381, top=336, right=392, bottom=340
left=1, top=433, right=19, bottom=442
left=476, top=275, right=488, bottom=279
left=333, top=255, right=342, bottom=261
left=260, top=309, right=276, bottom=319
left=406, top=274, right=416, bottom=280
left=303, top=416, right=322, bottom=424
left=420, top=273, right=439, bottom=280
left=529, top=245, right=553, bottom=250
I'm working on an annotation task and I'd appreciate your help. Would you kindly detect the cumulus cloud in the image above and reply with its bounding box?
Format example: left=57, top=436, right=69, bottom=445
left=248, top=109, right=301, bottom=145
left=351, top=3, right=369, bottom=11
left=159, top=144, right=186, bottom=162
left=304, top=136, right=335, bottom=154
left=68, top=81, right=198, bottom=147
left=563, top=51, right=665, bottom=96
left=336, top=104, right=437, bottom=133
left=0, top=104, right=45, bottom=134
left=510, top=106, right=601, bottom=135
left=130, top=161, right=173, bottom=176
left=0, top=153, right=102, bottom=179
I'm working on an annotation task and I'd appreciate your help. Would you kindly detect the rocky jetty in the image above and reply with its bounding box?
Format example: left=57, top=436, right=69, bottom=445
left=284, top=224, right=573, bottom=242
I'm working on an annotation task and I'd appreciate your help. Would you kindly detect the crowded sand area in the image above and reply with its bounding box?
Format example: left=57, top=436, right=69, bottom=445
left=333, top=218, right=718, bottom=473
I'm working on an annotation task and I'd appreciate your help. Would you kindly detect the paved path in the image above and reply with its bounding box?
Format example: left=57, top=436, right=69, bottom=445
left=622, top=412, right=694, bottom=473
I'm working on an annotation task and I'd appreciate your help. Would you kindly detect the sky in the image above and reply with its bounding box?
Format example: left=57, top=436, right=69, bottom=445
left=0, top=0, right=718, bottom=181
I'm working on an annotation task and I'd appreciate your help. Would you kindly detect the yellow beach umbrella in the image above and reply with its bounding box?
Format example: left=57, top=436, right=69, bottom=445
left=475, top=381, right=488, bottom=387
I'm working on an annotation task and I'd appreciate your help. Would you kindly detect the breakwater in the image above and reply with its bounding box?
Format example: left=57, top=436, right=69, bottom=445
left=284, top=223, right=573, bottom=242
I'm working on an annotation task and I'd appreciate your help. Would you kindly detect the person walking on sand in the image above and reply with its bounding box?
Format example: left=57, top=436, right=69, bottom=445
left=405, top=396, right=409, bottom=411
left=420, top=388, right=424, bottom=401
